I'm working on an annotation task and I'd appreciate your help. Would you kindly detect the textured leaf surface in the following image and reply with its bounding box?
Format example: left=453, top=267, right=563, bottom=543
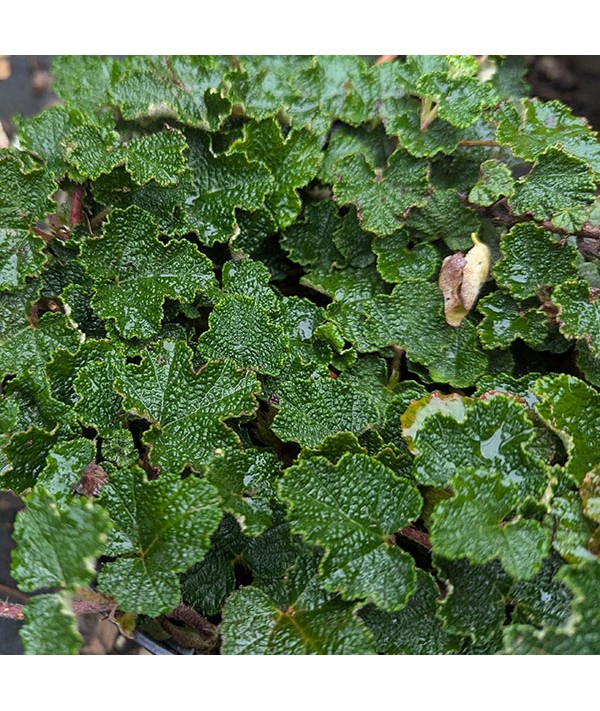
left=533, top=374, right=600, bottom=485
left=430, top=468, right=551, bottom=579
left=477, top=291, right=548, bottom=349
left=468, top=159, right=515, bottom=206
left=97, top=467, right=222, bottom=615
left=231, top=118, right=322, bottom=227
left=12, top=488, right=110, bottom=590
left=503, top=561, right=600, bottom=653
left=372, top=230, right=440, bottom=283
left=0, top=228, right=46, bottom=290
left=553, top=279, right=600, bottom=355
left=496, top=98, right=600, bottom=174
left=509, top=148, right=595, bottom=228
left=411, top=394, right=548, bottom=497
left=493, top=223, right=579, bottom=300
left=20, top=594, right=82, bottom=655
left=279, top=453, right=422, bottom=609
left=406, top=189, right=479, bottom=251
left=81, top=206, right=215, bottom=338
left=360, top=569, right=460, bottom=653
left=115, top=340, right=260, bottom=472
left=184, top=131, right=273, bottom=244
left=332, top=148, right=429, bottom=236
left=0, top=152, right=56, bottom=228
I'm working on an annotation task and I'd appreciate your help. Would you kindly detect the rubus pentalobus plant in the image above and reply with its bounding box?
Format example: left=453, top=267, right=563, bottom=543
left=1, top=55, right=600, bottom=655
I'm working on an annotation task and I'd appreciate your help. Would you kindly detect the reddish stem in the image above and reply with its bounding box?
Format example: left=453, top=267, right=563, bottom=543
left=399, top=525, right=432, bottom=550
left=70, top=184, right=85, bottom=227
left=0, top=597, right=115, bottom=621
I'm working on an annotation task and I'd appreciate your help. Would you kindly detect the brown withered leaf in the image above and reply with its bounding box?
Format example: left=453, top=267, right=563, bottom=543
left=438, top=252, right=467, bottom=327
left=74, top=461, right=109, bottom=497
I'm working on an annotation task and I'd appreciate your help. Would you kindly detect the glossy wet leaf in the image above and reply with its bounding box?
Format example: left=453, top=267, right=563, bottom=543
left=0, top=151, right=56, bottom=229
left=12, top=487, right=110, bottom=590
left=552, top=279, right=600, bottom=355
left=279, top=452, right=422, bottom=610
left=97, top=466, right=222, bottom=615
left=477, top=291, right=548, bottom=349
left=468, top=159, right=515, bottom=206
left=0, top=228, right=47, bottom=291
left=20, top=594, right=82, bottom=655
left=80, top=205, right=215, bottom=339
left=115, top=340, right=260, bottom=472
left=430, top=468, right=552, bottom=579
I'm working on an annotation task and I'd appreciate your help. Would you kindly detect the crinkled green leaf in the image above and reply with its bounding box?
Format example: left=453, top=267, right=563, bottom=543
left=510, top=148, right=595, bottom=229
left=553, top=279, right=600, bottom=355
left=493, top=223, right=580, bottom=300
left=198, top=294, right=288, bottom=375
left=115, top=340, right=260, bottom=472
left=279, top=452, right=422, bottom=610
left=280, top=200, right=343, bottom=270
left=430, top=468, right=552, bottom=579
left=20, top=593, right=83, bottom=655
left=496, top=98, right=600, bottom=174
left=509, top=551, right=573, bottom=628
left=468, top=159, right=515, bottom=206
left=221, top=522, right=375, bottom=654
left=372, top=230, right=440, bottom=283
left=381, top=96, right=461, bottom=158
left=360, top=569, right=462, bottom=654
left=411, top=393, right=549, bottom=498
left=80, top=205, right=215, bottom=338
left=2, top=427, right=58, bottom=493
left=272, top=372, right=380, bottom=447
left=203, top=448, right=279, bottom=536
left=0, top=151, right=56, bottom=229
left=549, top=492, right=597, bottom=563
left=532, top=374, right=600, bottom=485
left=435, top=557, right=510, bottom=642
left=180, top=515, right=246, bottom=616
left=406, top=189, right=480, bottom=251
left=51, top=55, right=116, bottom=113
left=231, top=118, right=321, bottom=228
left=503, top=560, right=600, bottom=654
left=36, top=438, right=96, bottom=499
left=319, top=124, right=394, bottom=184
left=0, top=228, right=47, bottom=290
left=477, top=291, right=548, bottom=349
left=417, top=73, right=498, bottom=129
left=12, top=487, right=110, bottom=590
left=183, top=131, right=274, bottom=244
left=97, top=466, right=222, bottom=615
left=332, top=148, right=430, bottom=236
left=581, top=468, right=600, bottom=525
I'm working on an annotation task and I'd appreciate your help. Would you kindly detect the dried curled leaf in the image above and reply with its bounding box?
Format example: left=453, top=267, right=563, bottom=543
left=438, top=233, right=490, bottom=326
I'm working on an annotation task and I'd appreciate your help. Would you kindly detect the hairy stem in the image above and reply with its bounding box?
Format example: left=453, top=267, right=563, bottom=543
left=70, top=184, right=85, bottom=227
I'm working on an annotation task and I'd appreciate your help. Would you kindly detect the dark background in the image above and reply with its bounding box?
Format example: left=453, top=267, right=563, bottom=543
left=1, top=54, right=599, bottom=655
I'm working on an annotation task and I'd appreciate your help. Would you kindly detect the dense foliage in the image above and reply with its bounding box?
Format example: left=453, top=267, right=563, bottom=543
left=1, top=55, right=600, bottom=654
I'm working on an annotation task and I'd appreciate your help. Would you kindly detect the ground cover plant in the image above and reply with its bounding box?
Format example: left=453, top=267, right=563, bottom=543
left=1, top=54, right=600, bottom=654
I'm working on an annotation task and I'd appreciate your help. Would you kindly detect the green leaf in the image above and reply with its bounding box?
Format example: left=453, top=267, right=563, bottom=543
left=36, top=438, right=97, bottom=499
left=435, top=557, right=511, bottom=642
left=496, top=98, right=600, bottom=174
left=80, top=205, right=216, bottom=339
left=15, top=105, right=78, bottom=177
left=97, top=466, right=222, bottom=615
left=553, top=279, right=600, bottom=355
left=319, top=124, right=394, bottom=184
left=332, top=148, right=430, bottom=236
left=51, top=55, right=116, bottom=113
left=183, top=131, right=274, bottom=244
left=0, top=151, right=56, bottom=229
left=417, top=73, right=498, bottom=129
left=280, top=200, right=344, bottom=270
left=231, top=118, right=321, bottom=227
left=549, top=493, right=598, bottom=563
left=203, top=448, right=280, bottom=536
left=509, top=148, right=595, bottom=229
left=221, top=523, right=375, bottom=654
left=581, top=468, right=600, bottom=525
left=279, top=452, right=422, bottom=610
left=430, top=468, right=552, bottom=579
left=12, top=488, right=110, bottom=590
left=115, top=340, right=260, bottom=472
left=360, top=569, right=461, bottom=653
left=372, top=230, right=440, bottom=283
left=493, top=223, right=580, bottom=300
left=198, top=294, right=288, bottom=375
left=2, top=427, right=59, bottom=493
left=468, top=159, right=515, bottom=206
left=0, top=228, right=47, bottom=290
left=411, top=393, right=549, bottom=498
left=477, top=291, right=548, bottom=349
left=272, top=371, right=380, bottom=447
left=405, top=189, right=480, bottom=251
left=532, top=374, right=600, bottom=485
left=20, top=593, right=82, bottom=655
left=503, top=560, right=600, bottom=654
